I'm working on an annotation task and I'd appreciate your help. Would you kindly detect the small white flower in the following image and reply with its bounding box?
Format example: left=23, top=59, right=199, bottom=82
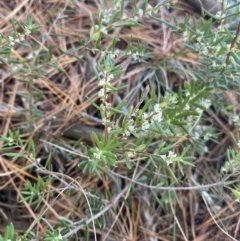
left=93, top=148, right=102, bottom=159
left=154, top=103, right=160, bottom=112
left=19, top=34, right=25, bottom=41
left=98, top=79, right=105, bottom=86
left=26, top=30, right=31, bottom=35
left=124, top=130, right=130, bottom=136
left=127, top=152, right=134, bottom=158
left=183, top=31, right=188, bottom=41
left=165, top=159, right=173, bottom=165
left=216, top=11, right=225, bottom=19
left=184, top=104, right=190, bottom=111
left=165, top=3, right=171, bottom=8
left=152, top=112, right=163, bottom=122
left=196, top=108, right=203, bottom=114
left=121, top=13, right=128, bottom=19
left=160, top=154, right=166, bottom=160
left=162, top=150, right=176, bottom=165
left=142, top=121, right=150, bottom=130
left=98, top=88, right=105, bottom=97
left=8, top=36, right=15, bottom=46
left=201, top=99, right=211, bottom=109
left=222, top=14, right=226, bottom=19
left=230, top=74, right=235, bottom=81
left=201, top=47, right=209, bottom=56
left=212, top=61, right=217, bottom=68
left=194, top=131, right=200, bottom=139
left=132, top=51, right=139, bottom=60
left=168, top=150, right=176, bottom=158
left=146, top=4, right=153, bottom=12
left=233, top=115, right=239, bottom=122
left=109, top=53, right=115, bottom=59
left=8, top=36, right=14, bottom=41
left=218, top=25, right=225, bottom=32
left=138, top=8, right=143, bottom=18
left=108, top=73, right=114, bottom=81
left=196, top=36, right=202, bottom=42
left=94, top=153, right=101, bottom=159
left=204, top=146, right=209, bottom=153
left=143, top=113, right=149, bottom=120
left=128, top=125, right=134, bottom=132
left=36, top=158, right=41, bottom=163
left=102, top=117, right=107, bottom=125
left=132, top=15, right=138, bottom=21
left=58, top=234, right=63, bottom=240
left=237, top=141, right=240, bottom=148
left=24, top=26, right=31, bottom=35
left=221, top=166, right=226, bottom=173
left=102, top=17, right=109, bottom=24
left=94, top=151, right=100, bottom=158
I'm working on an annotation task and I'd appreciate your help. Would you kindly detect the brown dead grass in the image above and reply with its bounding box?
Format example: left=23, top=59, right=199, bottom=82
left=0, top=0, right=239, bottom=240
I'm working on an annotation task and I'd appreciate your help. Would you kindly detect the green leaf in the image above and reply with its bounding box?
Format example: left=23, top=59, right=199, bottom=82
left=170, top=120, right=187, bottom=125
left=149, top=14, right=177, bottom=30
left=178, top=95, right=191, bottom=113
left=232, top=189, right=240, bottom=201
left=151, top=121, right=164, bottom=134
left=182, top=156, right=196, bottom=162
left=28, top=137, right=36, bottom=158
left=92, top=132, right=101, bottom=147
left=113, top=20, right=145, bottom=28
left=109, top=129, right=124, bottom=135
left=125, top=152, right=133, bottom=169
left=104, top=139, right=121, bottom=150
left=108, top=10, right=121, bottom=25
left=175, top=111, right=199, bottom=119
left=141, top=99, right=152, bottom=113
left=188, top=91, right=210, bottom=104
left=178, top=87, right=182, bottom=106
left=17, top=42, right=31, bottom=48
left=0, top=47, right=11, bottom=54
left=231, top=52, right=240, bottom=65
left=169, top=124, right=176, bottom=135
left=159, top=144, right=175, bottom=154
left=84, top=224, right=89, bottom=241
left=108, top=106, right=127, bottom=115
left=135, top=144, right=146, bottom=152
left=4, top=153, right=26, bottom=158
left=86, top=96, right=101, bottom=111
left=181, top=145, right=190, bottom=157
left=150, top=156, right=157, bottom=168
